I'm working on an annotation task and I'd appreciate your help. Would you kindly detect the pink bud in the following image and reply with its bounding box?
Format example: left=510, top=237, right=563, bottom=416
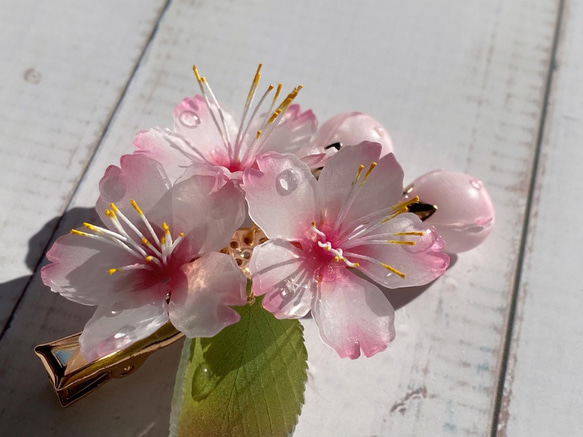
left=405, top=170, right=494, bottom=253
left=314, top=112, right=394, bottom=156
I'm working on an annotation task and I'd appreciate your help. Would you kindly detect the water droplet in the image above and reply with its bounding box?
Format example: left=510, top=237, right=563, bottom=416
left=107, top=302, right=124, bottom=317
left=276, top=169, right=299, bottom=196
left=179, top=111, right=201, bottom=128
left=191, top=363, right=218, bottom=401
left=470, top=178, right=483, bottom=190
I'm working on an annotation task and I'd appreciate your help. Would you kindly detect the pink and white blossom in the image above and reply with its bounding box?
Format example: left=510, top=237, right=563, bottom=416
left=133, top=65, right=324, bottom=185
left=244, top=142, right=449, bottom=359
left=41, top=154, right=247, bottom=360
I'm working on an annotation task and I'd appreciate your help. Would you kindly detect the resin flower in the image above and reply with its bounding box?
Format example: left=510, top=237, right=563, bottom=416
left=244, top=143, right=450, bottom=359
left=41, top=154, right=247, bottom=360
left=133, top=64, right=323, bottom=185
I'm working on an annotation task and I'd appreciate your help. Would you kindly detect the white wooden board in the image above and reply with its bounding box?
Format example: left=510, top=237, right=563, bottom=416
left=0, top=0, right=169, bottom=330
left=498, top=1, right=583, bottom=435
left=0, top=0, right=565, bottom=435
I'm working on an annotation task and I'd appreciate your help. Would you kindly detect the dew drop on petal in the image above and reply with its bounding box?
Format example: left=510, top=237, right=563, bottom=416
left=179, top=111, right=201, bottom=128
left=275, top=169, right=299, bottom=196
left=191, top=362, right=218, bottom=401
left=470, top=178, right=483, bottom=190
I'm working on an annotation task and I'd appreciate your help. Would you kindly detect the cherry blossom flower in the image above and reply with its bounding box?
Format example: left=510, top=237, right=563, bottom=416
left=133, top=65, right=324, bottom=185
left=244, top=142, right=450, bottom=359
left=41, top=154, right=247, bottom=360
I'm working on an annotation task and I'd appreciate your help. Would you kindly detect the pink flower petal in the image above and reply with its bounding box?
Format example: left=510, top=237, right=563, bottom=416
left=257, top=105, right=318, bottom=157
left=173, top=96, right=239, bottom=155
left=168, top=252, right=247, bottom=338
left=244, top=153, right=317, bottom=240
left=167, top=175, right=245, bottom=256
left=313, top=270, right=395, bottom=359
left=133, top=128, right=200, bottom=183
left=317, top=143, right=404, bottom=233
left=249, top=240, right=314, bottom=319
left=96, top=154, right=172, bottom=229
left=79, top=292, right=169, bottom=361
left=41, top=232, right=137, bottom=305
left=346, top=213, right=450, bottom=288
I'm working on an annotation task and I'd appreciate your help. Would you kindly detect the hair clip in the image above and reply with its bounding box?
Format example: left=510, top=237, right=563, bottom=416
left=35, top=65, right=494, bottom=435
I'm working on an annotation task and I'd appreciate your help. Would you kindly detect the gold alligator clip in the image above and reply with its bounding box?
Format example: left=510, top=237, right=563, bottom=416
left=34, top=323, right=183, bottom=407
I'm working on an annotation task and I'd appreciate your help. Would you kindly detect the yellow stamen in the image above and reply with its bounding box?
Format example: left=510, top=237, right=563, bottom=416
left=130, top=199, right=143, bottom=216
left=160, top=236, right=166, bottom=245
left=380, top=263, right=406, bottom=279
left=394, top=231, right=425, bottom=236
left=82, top=222, right=101, bottom=232
left=383, top=196, right=422, bottom=222
left=267, top=86, right=302, bottom=124
left=355, top=164, right=365, bottom=181
left=267, top=108, right=283, bottom=124
left=362, top=162, right=377, bottom=181
left=256, top=130, right=262, bottom=139
left=70, top=229, right=88, bottom=236
left=109, top=203, right=119, bottom=212
left=108, top=268, right=118, bottom=275
left=105, top=209, right=116, bottom=219
left=192, top=65, right=202, bottom=82
left=145, top=256, right=154, bottom=262
left=352, top=263, right=360, bottom=268
left=141, top=237, right=150, bottom=246
left=179, top=232, right=184, bottom=237
left=334, top=256, right=340, bottom=262
left=273, top=83, right=282, bottom=104
left=162, top=222, right=170, bottom=235
left=387, top=240, right=416, bottom=245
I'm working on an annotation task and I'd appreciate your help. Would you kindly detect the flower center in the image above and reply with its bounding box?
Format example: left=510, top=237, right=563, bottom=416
left=191, top=64, right=302, bottom=171
left=310, top=222, right=359, bottom=268
left=70, top=199, right=184, bottom=275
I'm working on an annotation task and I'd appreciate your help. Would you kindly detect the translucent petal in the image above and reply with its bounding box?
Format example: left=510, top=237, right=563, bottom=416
left=41, top=232, right=137, bottom=305
left=133, top=128, right=200, bottom=183
left=249, top=240, right=314, bottom=319
left=173, top=96, right=239, bottom=154
left=244, top=153, right=316, bottom=240
left=317, top=142, right=404, bottom=234
left=96, top=154, right=172, bottom=229
left=169, top=252, right=247, bottom=338
left=313, top=270, right=395, bottom=359
left=79, top=292, right=169, bottom=361
left=346, top=213, right=450, bottom=288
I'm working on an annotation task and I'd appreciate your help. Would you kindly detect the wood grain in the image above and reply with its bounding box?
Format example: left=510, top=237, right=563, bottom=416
left=0, top=0, right=563, bottom=435
left=0, top=0, right=168, bottom=331
left=497, top=1, right=583, bottom=435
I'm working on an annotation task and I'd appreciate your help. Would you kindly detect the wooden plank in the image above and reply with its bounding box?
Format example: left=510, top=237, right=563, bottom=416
left=0, top=0, right=168, bottom=330
left=0, top=0, right=560, bottom=435
left=496, top=1, right=583, bottom=435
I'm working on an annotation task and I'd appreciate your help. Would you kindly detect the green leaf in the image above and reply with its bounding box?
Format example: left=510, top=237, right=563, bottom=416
left=169, top=297, right=308, bottom=437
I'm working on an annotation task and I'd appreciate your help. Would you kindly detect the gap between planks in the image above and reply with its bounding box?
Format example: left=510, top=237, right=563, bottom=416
left=0, top=0, right=173, bottom=343
left=489, top=0, right=566, bottom=435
